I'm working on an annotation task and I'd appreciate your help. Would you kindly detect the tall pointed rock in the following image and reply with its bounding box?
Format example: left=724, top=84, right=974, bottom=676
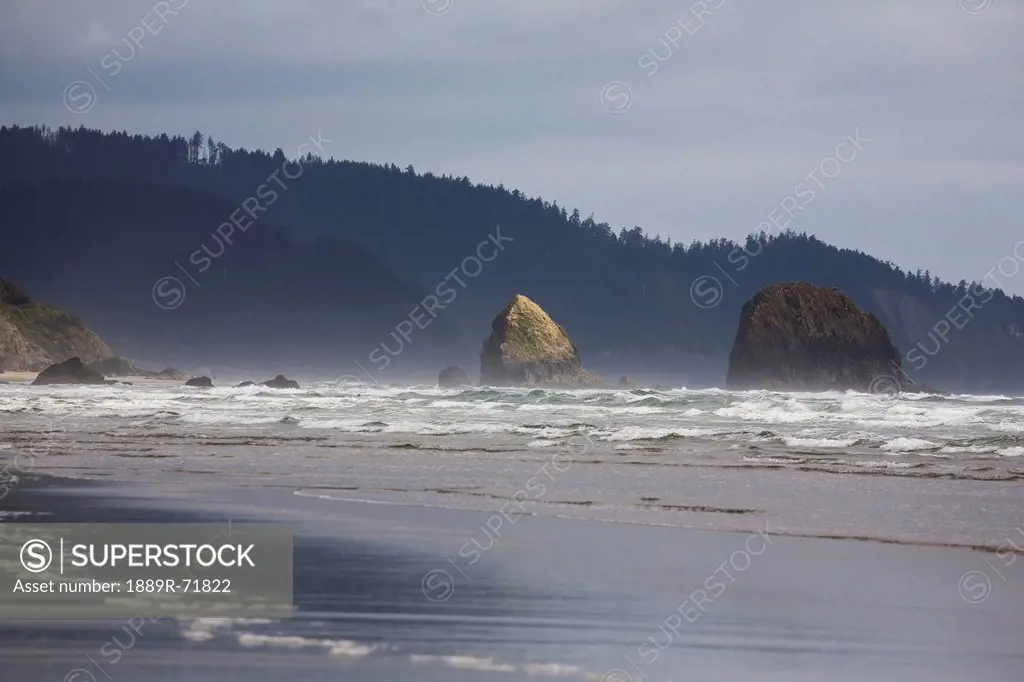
left=480, top=294, right=597, bottom=387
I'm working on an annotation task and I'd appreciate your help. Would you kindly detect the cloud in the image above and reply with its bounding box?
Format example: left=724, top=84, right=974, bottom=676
left=1, top=0, right=1021, bottom=293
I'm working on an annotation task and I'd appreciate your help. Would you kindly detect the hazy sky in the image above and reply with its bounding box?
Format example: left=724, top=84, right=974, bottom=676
left=2, top=0, right=1022, bottom=293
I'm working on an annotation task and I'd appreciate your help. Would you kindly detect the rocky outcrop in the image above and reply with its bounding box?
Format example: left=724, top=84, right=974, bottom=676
left=617, top=375, right=636, bottom=389
left=438, top=366, right=470, bottom=388
left=235, top=381, right=255, bottom=388
left=1, top=278, right=112, bottom=372
left=85, top=357, right=191, bottom=381
left=156, top=367, right=188, bottom=380
left=261, top=375, right=299, bottom=389
left=86, top=356, right=149, bottom=377
left=480, top=294, right=598, bottom=387
left=185, top=376, right=214, bottom=388
left=32, top=357, right=108, bottom=385
left=726, top=283, right=903, bottom=392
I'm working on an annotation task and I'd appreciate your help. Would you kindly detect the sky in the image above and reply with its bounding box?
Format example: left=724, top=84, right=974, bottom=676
left=1, top=0, right=1022, bottom=294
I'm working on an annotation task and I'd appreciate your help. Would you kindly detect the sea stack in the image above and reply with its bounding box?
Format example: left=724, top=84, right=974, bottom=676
left=480, top=294, right=597, bottom=387
left=32, top=357, right=108, bottom=386
left=726, top=282, right=902, bottom=392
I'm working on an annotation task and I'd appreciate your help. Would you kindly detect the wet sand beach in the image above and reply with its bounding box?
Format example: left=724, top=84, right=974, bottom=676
left=1, top=473, right=1022, bottom=682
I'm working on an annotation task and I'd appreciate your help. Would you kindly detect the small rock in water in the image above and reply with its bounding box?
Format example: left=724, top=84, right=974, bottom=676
left=261, top=374, right=300, bottom=389
left=185, top=376, right=214, bottom=388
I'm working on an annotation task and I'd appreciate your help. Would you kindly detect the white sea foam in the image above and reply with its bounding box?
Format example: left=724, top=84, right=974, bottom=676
left=513, top=425, right=579, bottom=439
left=5, top=381, right=1024, bottom=476
left=179, top=618, right=380, bottom=656
left=235, top=632, right=376, bottom=657
left=987, top=421, right=1024, bottom=433
left=180, top=618, right=273, bottom=642
left=410, top=654, right=589, bottom=678
left=600, top=427, right=718, bottom=441
left=410, top=654, right=516, bottom=672
left=522, top=662, right=587, bottom=676
left=881, top=437, right=938, bottom=452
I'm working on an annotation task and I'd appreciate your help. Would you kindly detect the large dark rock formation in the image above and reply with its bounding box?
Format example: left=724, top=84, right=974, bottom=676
left=1, top=277, right=112, bottom=372
left=438, top=366, right=470, bottom=388
left=480, top=294, right=598, bottom=387
left=32, top=357, right=108, bottom=385
left=726, top=283, right=903, bottom=392
left=185, top=376, right=214, bottom=388
left=261, top=375, right=299, bottom=389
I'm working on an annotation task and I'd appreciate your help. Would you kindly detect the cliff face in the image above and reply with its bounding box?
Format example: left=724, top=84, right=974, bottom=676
left=480, top=294, right=597, bottom=387
left=0, top=278, right=112, bottom=372
left=726, top=283, right=902, bottom=392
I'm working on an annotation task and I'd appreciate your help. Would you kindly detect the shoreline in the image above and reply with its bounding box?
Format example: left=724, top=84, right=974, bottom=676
left=3, top=472, right=1024, bottom=681
left=2, top=402, right=1022, bottom=554
left=5, top=469, right=1022, bottom=557
left=0, top=371, right=36, bottom=383
left=0, top=371, right=194, bottom=384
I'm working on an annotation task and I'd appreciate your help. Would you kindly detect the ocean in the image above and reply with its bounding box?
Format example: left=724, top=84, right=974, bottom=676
left=1, top=379, right=1023, bottom=681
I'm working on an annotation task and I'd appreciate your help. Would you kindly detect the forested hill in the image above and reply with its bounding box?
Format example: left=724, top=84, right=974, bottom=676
left=3, top=124, right=1024, bottom=390
left=0, top=178, right=460, bottom=374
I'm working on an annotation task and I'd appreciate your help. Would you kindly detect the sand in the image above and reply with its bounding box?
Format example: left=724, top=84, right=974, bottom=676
left=0, top=371, right=37, bottom=382
left=0, top=372, right=188, bottom=384
left=1, top=474, right=1021, bottom=682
